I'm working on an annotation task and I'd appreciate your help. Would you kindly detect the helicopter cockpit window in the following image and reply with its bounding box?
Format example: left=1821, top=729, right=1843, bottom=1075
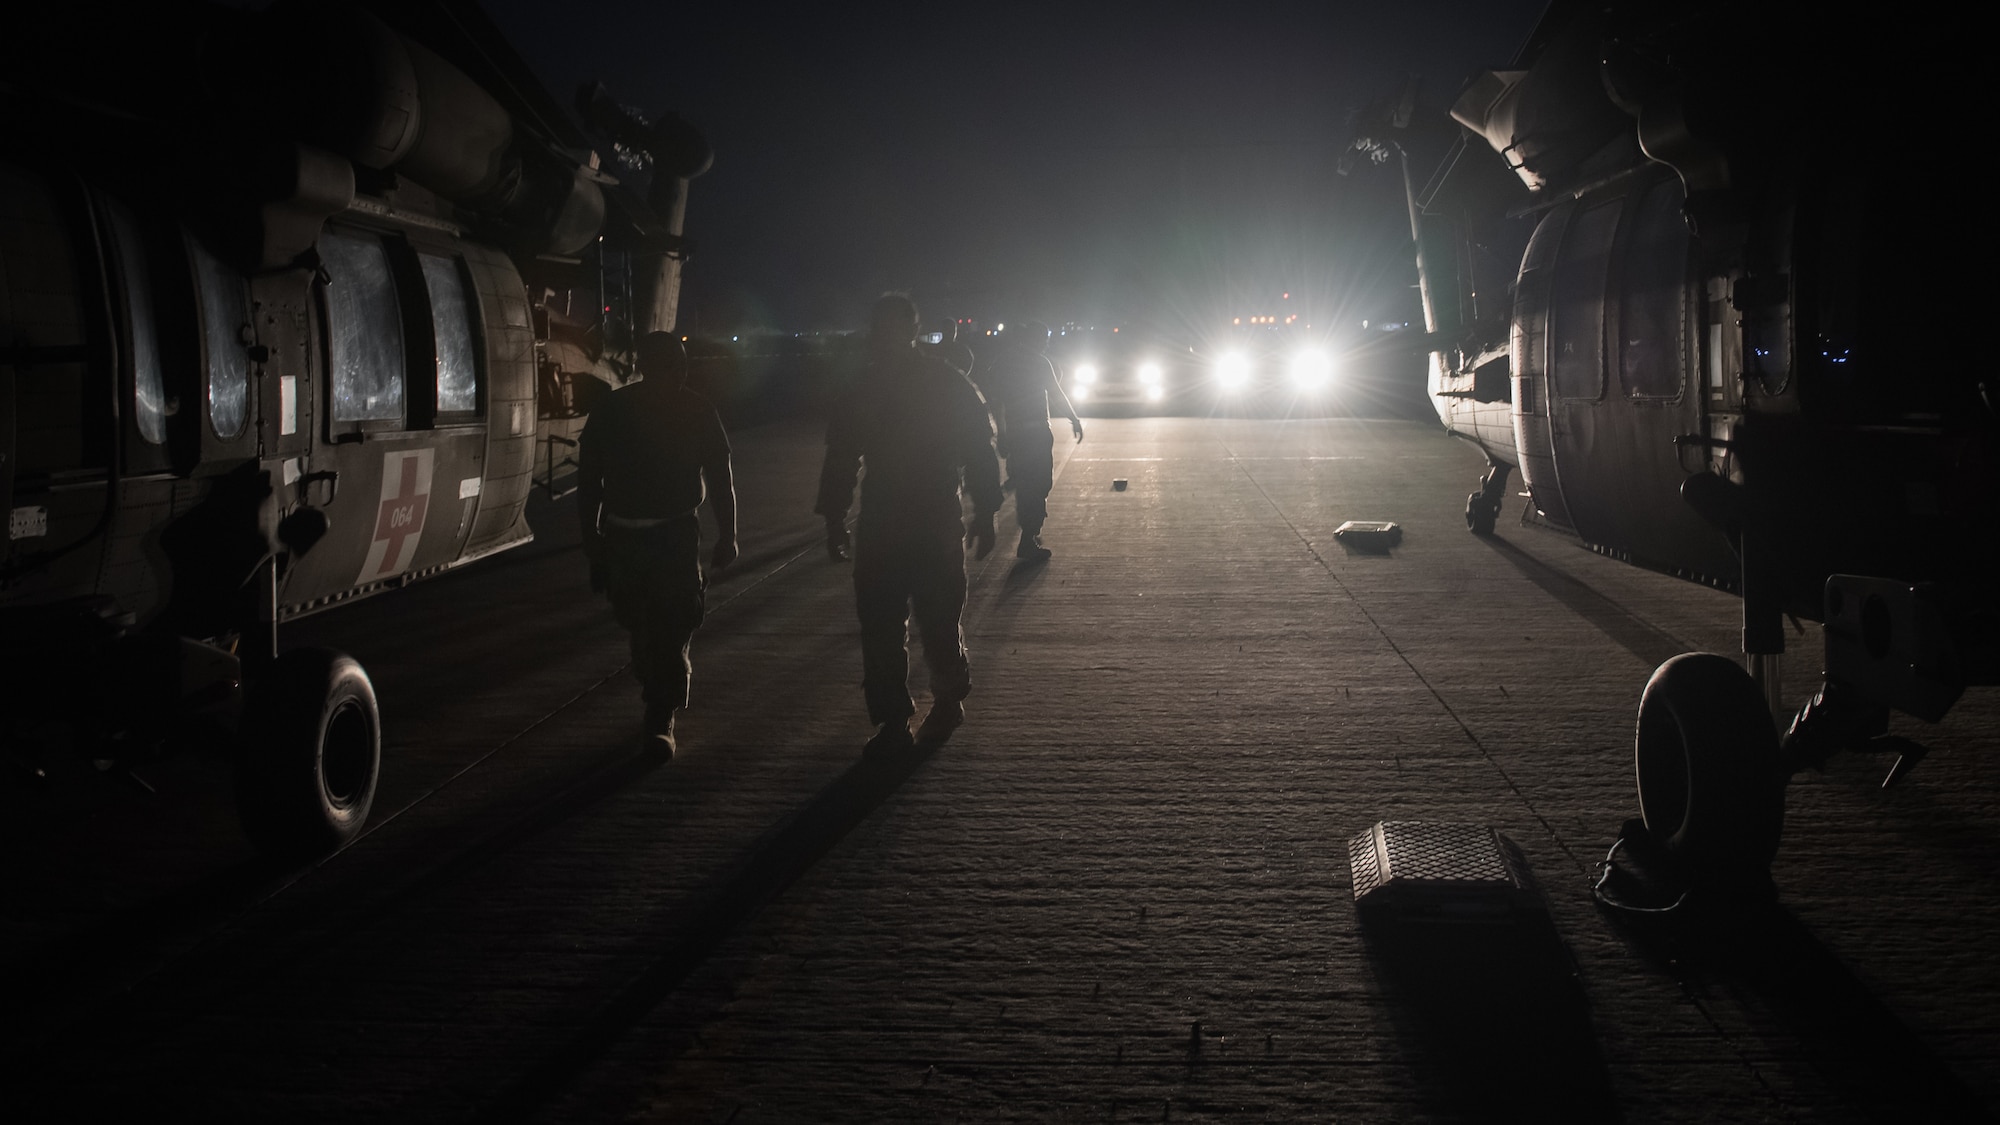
left=191, top=239, right=250, bottom=439
left=1618, top=179, right=1688, bottom=399
left=321, top=229, right=407, bottom=425
left=420, top=253, right=479, bottom=415
left=1548, top=198, right=1620, bottom=402
left=105, top=204, right=166, bottom=444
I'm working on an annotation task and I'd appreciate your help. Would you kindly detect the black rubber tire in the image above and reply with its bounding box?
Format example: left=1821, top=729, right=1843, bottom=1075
left=236, top=648, right=380, bottom=860
left=1465, top=492, right=1498, bottom=536
left=1635, top=652, right=1786, bottom=878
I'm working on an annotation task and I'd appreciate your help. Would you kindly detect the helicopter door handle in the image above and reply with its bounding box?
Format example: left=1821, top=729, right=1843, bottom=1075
left=299, top=470, right=340, bottom=504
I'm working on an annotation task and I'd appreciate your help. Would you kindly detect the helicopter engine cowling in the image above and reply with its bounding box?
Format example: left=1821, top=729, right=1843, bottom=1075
left=249, top=4, right=508, bottom=198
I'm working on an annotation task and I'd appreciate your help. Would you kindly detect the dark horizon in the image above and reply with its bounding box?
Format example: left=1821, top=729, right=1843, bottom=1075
left=477, top=0, right=1548, bottom=337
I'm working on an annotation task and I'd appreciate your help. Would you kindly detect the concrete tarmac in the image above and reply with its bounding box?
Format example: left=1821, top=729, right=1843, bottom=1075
left=4, top=415, right=1996, bottom=1122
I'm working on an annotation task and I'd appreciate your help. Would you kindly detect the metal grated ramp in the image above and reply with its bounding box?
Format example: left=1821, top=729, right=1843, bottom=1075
left=1348, top=821, right=1540, bottom=921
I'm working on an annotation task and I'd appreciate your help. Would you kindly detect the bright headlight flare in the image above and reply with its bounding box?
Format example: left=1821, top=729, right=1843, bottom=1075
left=1074, top=363, right=1098, bottom=386
left=1145, top=384, right=1165, bottom=402
left=1073, top=385, right=1090, bottom=401
left=1289, top=349, right=1335, bottom=390
left=1216, top=351, right=1251, bottom=390
left=1137, top=362, right=1163, bottom=386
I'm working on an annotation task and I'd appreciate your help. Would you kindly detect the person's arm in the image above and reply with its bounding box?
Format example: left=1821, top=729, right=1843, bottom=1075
left=576, top=415, right=608, bottom=592
left=1047, top=358, right=1084, bottom=442
left=983, top=353, right=1010, bottom=459
left=703, top=413, right=739, bottom=571
left=813, top=404, right=860, bottom=559
left=957, top=382, right=1003, bottom=560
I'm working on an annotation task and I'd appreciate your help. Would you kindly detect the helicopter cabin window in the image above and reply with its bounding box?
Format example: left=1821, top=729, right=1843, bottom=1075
left=105, top=204, right=166, bottom=444
left=191, top=240, right=250, bottom=439
left=420, top=253, right=479, bottom=416
left=321, top=229, right=406, bottom=425
left=1548, top=198, right=1621, bottom=402
left=1618, top=179, right=1689, bottom=399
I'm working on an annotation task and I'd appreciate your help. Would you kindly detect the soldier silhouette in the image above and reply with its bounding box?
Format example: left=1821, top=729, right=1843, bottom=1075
left=982, top=320, right=1083, bottom=561
left=578, top=332, right=738, bottom=755
left=816, top=294, right=1002, bottom=754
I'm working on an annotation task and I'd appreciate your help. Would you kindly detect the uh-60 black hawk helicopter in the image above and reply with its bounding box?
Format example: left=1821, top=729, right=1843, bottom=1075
left=1348, top=0, right=1998, bottom=895
left=1, top=0, right=710, bottom=858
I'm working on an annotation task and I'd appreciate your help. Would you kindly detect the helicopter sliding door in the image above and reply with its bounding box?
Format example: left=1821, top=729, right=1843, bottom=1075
left=275, top=223, right=495, bottom=615
left=1529, top=172, right=1735, bottom=585
left=269, top=221, right=537, bottom=619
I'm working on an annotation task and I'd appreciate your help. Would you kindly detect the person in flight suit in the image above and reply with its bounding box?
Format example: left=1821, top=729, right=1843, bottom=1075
left=982, top=320, right=1083, bottom=562
left=816, top=293, right=1003, bottom=755
left=579, top=332, right=739, bottom=755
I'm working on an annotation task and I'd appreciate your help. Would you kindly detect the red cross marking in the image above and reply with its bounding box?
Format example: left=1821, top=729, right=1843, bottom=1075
left=372, top=454, right=430, bottom=571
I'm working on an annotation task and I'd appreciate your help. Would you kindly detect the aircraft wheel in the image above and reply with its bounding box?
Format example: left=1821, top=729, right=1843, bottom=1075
left=1634, top=652, right=1785, bottom=879
left=236, top=648, right=380, bottom=860
left=1465, top=492, right=1498, bottom=536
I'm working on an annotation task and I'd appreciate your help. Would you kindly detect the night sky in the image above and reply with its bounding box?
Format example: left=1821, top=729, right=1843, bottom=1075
left=476, top=1, right=1548, bottom=336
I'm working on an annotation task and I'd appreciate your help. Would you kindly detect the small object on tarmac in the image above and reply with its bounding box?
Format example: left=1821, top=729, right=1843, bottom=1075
left=1333, top=520, right=1401, bottom=549
left=1112, top=478, right=1128, bottom=491
left=1348, top=820, right=1539, bottom=922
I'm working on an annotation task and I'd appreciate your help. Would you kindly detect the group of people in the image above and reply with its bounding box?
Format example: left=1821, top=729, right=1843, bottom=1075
left=575, top=296, right=1083, bottom=757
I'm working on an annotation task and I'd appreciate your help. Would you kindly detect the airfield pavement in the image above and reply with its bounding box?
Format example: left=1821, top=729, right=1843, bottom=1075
left=4, top=413, right=1997, bottom=1122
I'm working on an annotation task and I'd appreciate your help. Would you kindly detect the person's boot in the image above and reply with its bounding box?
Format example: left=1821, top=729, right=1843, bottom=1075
left=1016, top=530, right=1051, bottom=562
left=643, top=705, right=677, bottom=758
left=915, top=699, right=965, bottom=746
left=864, top=718, right=915, bottom=759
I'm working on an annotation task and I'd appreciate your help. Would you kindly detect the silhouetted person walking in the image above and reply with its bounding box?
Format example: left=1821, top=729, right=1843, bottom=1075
left=816, top=294, right=1002, bottom=755
left=983, top=320, right=1083, bottom=561
left=579, top=332, right=739, bottom=755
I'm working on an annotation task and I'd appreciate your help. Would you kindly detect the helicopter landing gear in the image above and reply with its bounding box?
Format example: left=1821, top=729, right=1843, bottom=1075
left=235, top=648, right=380, bottom=861
left=1632, top=653, right=1786, bottom=886
left=1465, top=492, right=1500, bottom=536
left=1465, top=459, right=1510, bottom=536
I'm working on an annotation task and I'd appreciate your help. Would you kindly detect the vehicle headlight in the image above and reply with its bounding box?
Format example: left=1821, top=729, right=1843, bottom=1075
left=1137, top=362, right=1163, bottom=386
left=1216, top=351, right=1251, bottom=390
left=1289, top=349, right=1335, bottom=390
left=1074, top=363, right=1098, bottom=386
left=1144, top=384, right=1165, bottom=401
left=1073, top=384, right=1090, bottom=401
